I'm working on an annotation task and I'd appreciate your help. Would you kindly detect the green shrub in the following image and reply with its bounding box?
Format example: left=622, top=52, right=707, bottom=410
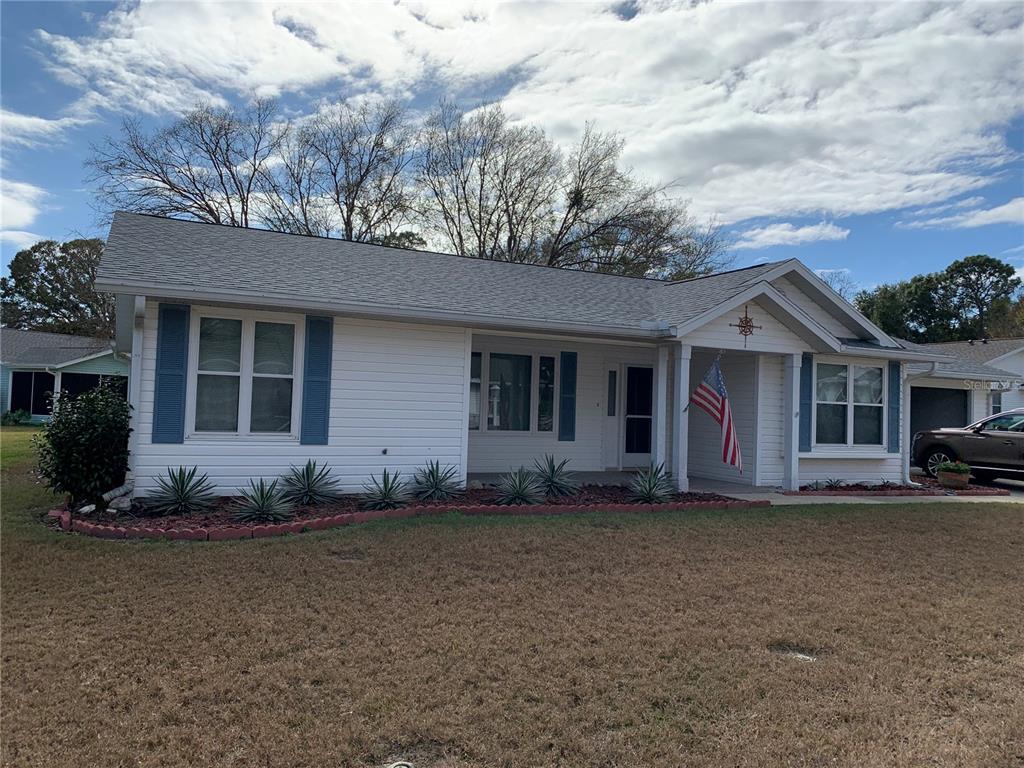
left=494, top=467, right=544, bottom=505
left=532, top=454, right=578, bottom=497
left=628, top=463, right=675, bottom=504
left=36, top=383, right=131, bottom=507
left=936, top=460, right=970, bottom=475
left=361, top=469, right=410, bottom=510
left=233, top=478, right=294, bottom=523
left=146, top=466, right=216, bottom=516
left=824, top=477, right=845, bottom=489
left=1, top=409, right=30, bottom=426
left=411, top=460, right=462, bottom=502
left=281, top=460, right=340, bottom=506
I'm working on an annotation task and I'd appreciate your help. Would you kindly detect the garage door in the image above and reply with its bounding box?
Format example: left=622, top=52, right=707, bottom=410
left=911, top=387, right=969, bottom=436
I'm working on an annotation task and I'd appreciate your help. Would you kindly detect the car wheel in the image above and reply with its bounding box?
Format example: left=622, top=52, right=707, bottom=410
left=924, top=448, right=957, bottom=478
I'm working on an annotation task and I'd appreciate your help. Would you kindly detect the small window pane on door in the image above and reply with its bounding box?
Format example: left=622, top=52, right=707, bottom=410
left=626, top=367, right=653, bottom=416
left=468, top=352, right=481, bottom=430
left=625, top=418, right=652, bottom=454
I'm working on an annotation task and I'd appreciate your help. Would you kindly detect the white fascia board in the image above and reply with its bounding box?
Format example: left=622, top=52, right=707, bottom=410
left=52, top=348, right=118, bottom=370
left=94, top=279, right=672, bottom=341
left=760, top=259, right=901, bottom=347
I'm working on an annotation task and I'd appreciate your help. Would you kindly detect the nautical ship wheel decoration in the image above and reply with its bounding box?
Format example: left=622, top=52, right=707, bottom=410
left=729, top=305, right=762, bottom=348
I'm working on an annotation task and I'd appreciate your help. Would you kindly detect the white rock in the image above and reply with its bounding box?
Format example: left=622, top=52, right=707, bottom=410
left=77, top=504, right=96, bottom=514
left=108, top=496, right=133, bottom=512
left=466, top=480, right=483, bottom=490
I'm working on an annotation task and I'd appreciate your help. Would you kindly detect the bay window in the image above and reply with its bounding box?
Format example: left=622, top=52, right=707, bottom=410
left=814, top=361, right=885, bottom=446
left=189, top=311, right=302, bottom=437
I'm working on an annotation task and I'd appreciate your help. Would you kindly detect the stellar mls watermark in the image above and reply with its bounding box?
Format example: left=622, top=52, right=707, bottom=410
left=963, top=379, right=1023, bottom=391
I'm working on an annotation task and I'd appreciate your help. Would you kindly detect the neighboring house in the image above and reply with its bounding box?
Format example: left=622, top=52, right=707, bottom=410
left=0, top=328, right=129, bottom=423
left=902, top=338, right=1023, bottom=441
left=96, top=212, right=954, bottom=496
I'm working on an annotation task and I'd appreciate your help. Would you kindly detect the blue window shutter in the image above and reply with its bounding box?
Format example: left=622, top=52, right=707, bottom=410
left=301, top=315, right=333, bottom=445
left=887, top=361, right=901, bottom=453
left=799, top=353, right=813, bottom=452
left=152, top=303, right=190, bottom=444
left=558, top=351, right=577, bottom=441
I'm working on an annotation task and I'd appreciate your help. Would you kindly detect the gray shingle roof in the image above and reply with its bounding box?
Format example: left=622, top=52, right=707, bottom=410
left=94, top=212, right=933, bottom=359
left=99, top=212, right=801, bottom=335
left=917, top=337, right=1024, bottom=364
left=0, top=328, right=113, bottom=366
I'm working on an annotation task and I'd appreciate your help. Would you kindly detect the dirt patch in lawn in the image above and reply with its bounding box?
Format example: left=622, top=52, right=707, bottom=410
left=3, top=435, right=1023, bottom=768
left=85, top=486, right=734, bottom=530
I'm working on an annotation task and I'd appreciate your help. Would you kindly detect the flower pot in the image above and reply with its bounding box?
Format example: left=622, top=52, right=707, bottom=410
left=937, top=470, right=969, bottom=490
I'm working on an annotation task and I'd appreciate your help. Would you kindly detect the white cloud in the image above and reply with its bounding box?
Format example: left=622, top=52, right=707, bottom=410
left=0, top=179, right=46, bottom=230
left=0, top=109, right=89, bottom=147
left=0, top=230, right=44, bottom=250
left=898, top=196, right=1024, bottom=230
left=28, top=1, right=1024, bottom=227
left=1002, top=243, right=1024, bottom=255
left=734, top=221, right=850, bottom=251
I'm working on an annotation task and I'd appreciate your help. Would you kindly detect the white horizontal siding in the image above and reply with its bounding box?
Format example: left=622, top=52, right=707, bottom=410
left=755, top=354, right=786, bottom=486
left=687, top=348, right=756, bottom=485
left=798, top=456, right=903, bottom=485
left=132, top=301, right=469, bottom=495
left=681, top=299, right=810, bottom=354
left=467, top=334, right=656, bottom=473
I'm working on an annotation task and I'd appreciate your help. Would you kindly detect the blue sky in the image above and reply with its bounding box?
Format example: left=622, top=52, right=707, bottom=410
left=2, top=1, right=1022, bottom=292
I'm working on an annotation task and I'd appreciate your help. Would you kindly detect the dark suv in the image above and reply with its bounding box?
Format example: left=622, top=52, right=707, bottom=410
left=913, top=409, right=1024, bottom=480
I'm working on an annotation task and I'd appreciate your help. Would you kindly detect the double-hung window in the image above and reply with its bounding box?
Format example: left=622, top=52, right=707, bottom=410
left=469, top=350, right=559, bottom=433
left=814, top=362, right=884, bottom=446
left=190, top=312, right=302, bottom=437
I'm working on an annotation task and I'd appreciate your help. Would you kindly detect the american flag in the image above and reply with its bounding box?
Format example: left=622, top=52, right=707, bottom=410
left=690, top=359, right=743, bottom=473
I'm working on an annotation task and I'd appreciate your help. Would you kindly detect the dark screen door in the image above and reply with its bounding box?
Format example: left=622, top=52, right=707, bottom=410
left=624, top=366, right=653, bottom=456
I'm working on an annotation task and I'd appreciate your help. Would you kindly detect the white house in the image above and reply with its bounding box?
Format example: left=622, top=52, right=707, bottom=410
left=907, top=338, right=1024, bottom=436
left=0, top=328, right=129, bottom=423
left=96, top=212, right=955, bottom=496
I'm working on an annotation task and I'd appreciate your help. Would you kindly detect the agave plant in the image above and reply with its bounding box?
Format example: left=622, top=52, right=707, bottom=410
left=280, top=460, right=340, bottom=506
left=411, top=460, right=462, bottom=502
left=361, top=469, right=410, bottom=510
left=824, top=477, right=846, bottom=490
left=494, top=467, right=545, bottom=506
left=628, top=463, right=675, bottom=504
left=145, top=466, right=217, bottom=516
left=532, top=454, right=579, bottom=498
left=232, top=478, right=295, bottom=523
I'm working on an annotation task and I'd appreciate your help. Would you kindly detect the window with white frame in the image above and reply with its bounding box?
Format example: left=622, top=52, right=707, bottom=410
left=991, top=389, right=1003, bottom=416
left=814, top=362, right=885, bottom=446
left=191, top=313, right=301, bottom=436
left=470, top=350, right=559, bottom=433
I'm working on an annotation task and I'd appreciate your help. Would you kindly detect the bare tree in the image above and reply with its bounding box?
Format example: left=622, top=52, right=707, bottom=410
left=417, top=105, right=729, bottom=277
left=88, top=100, right=281, bottom=226
left=817, top=269, right=859, bottom=300
left=260, top=100, right=416, bottom=241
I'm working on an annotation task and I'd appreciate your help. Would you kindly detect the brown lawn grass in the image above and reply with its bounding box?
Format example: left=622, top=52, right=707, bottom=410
left=2, top=427, right=1023, bottom=767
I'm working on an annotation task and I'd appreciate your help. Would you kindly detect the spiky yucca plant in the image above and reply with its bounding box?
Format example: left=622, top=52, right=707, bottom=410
left=361, top=469, right=410, bottom=510
left=494, top=467, right=545, bottom=505
left=281, top=460, right=340, bottom=506
left=532, top=454, right=579, bottom=498
left=232, top=478, right=294, bottom=523
left=146, top=466, right=217, bottom=516
left=412, top=460, right=462, bottom=502
left=628, top=463, right=675, bottom=503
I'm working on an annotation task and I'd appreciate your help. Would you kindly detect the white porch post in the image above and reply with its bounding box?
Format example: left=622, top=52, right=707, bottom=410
left=673, top=343, right=691, bottom=491
left=783, top=353, right=801, bottom=491
left=653, top=345, right=669, bottom=467
left=901, top=364, right=912, bottom=484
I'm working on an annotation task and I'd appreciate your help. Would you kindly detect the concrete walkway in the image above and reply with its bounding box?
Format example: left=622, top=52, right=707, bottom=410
left=688, top=477, right=1024, bottom=505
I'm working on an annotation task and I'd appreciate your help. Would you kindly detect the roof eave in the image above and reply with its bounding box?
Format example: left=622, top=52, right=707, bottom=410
left=95, top=278, right=673, bottom=341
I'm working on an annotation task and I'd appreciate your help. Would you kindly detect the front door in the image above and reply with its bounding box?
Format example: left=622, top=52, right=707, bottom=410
left=622, top=366, right=653, bottom=468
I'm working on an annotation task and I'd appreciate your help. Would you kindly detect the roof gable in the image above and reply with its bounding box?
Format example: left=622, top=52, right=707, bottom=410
left=0, top=328, right=114, bottom=367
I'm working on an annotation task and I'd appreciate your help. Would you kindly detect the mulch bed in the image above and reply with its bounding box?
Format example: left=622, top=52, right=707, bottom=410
left=784, top=479, right=1010, bottom=497
left=53, top=486, right=749, bottom=541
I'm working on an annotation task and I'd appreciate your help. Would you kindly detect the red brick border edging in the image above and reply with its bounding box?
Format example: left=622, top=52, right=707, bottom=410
left=49, top=499, right=770, bottom=542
